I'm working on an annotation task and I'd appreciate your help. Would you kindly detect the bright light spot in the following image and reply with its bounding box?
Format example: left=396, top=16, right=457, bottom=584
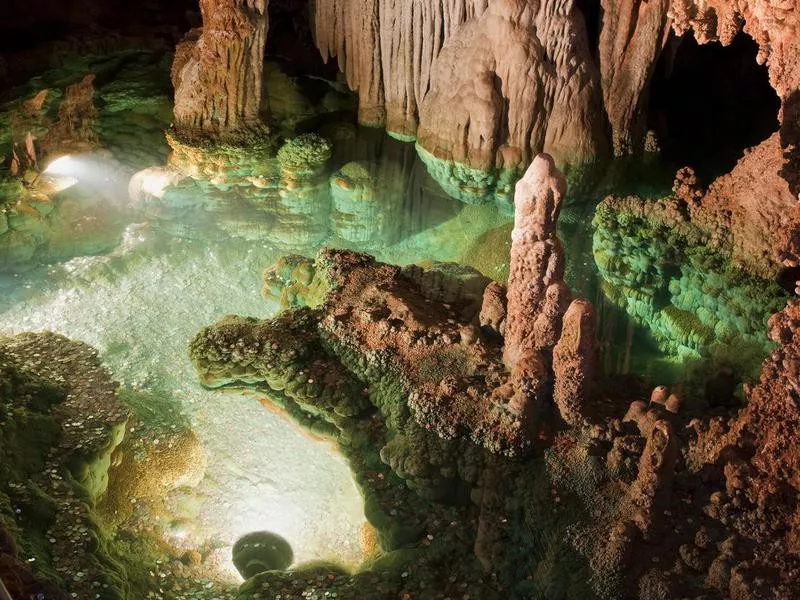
left=44, top=155, right=76, bottom=177
left=141, top=172, right=172, bottom=198
left=44, top=175, right=78, bottom=193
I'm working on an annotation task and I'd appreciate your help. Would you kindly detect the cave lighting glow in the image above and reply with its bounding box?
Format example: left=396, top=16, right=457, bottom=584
left=0, top=232, right=367, bottom=584
left=43, top=155, right=77, bottom=177
left=140, top=172, right=173, bottom=198
left=42, top=175, right=79, bottom=193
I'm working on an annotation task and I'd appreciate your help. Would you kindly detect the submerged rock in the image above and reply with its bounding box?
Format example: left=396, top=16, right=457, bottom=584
left=329, top=161, right=383, bottom=245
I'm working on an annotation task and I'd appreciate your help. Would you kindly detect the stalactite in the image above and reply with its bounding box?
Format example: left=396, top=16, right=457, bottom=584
left=309, top=0, right=488, bottom=136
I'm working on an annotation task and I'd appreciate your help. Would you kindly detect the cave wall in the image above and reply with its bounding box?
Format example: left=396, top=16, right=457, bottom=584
left=172, top=0, right=270, bottom=142
left=309, top=0, right=490, bottom=137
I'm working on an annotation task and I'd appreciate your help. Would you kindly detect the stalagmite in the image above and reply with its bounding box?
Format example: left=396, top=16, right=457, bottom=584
left=629, top=419, right=678, bottom=537
left=552, top=299, right=598, bottom=426
left=503, top=153, right=570, bottom=371
left=172, top=0, right=270, bottom=141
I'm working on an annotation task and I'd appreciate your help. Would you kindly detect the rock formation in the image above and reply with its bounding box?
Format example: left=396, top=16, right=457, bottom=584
left=667, top=0, right=800, bottom=202
left=688, top=133, right=797, bottom=279
left=172, top=0, right=270, bottom=142
left=416, top=0, right=607, bottom=199
left=552, top=299, right=598, bottom=426
left=310, top=0, right=489, bottom=137
left=41, top=74, right=99, bottom=154
left=599, top=0, right=671, bottom=155
left=627, top=419, right=678, bottom=536
left=503, top=154, right=570, bottom=369
left=696, top=300, right=800, bottom=554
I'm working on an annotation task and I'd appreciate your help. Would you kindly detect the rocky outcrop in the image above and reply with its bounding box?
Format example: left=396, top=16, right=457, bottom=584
left=599, top=0, right=671, bottom=155
left=702, top=301, right=800, bottom=543
left=552, top=299, right=598, bottom=426
left=310, top=0, right=488, bottom=137
left=172, top=0, right=269, bottom=142
left=416, top=0, right=607, bottom=199
left=689, top=133, right=797, bottom=279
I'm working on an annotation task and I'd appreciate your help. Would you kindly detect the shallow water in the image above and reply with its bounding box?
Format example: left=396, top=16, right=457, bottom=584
left=0, top=138, right=515, bottom=580
left=0, top=50, right=785, bottom=585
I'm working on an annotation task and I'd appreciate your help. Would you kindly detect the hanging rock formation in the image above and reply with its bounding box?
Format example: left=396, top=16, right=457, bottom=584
left=172, top=0, right=270, bottom=142
left=416, top=0, right=607, bottom=200
left=310, top=0, right=489, bottom=137
left=599, top=0, right=672, bottom=155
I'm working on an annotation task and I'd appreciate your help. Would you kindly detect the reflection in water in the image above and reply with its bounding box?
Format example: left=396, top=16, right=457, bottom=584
left=590, top=197, right=788, bottom=384
left=0, top=126, right=514, bottom=582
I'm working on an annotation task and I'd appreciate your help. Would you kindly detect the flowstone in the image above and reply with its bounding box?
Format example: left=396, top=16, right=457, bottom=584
left=592, top=193, right=788, bottom=377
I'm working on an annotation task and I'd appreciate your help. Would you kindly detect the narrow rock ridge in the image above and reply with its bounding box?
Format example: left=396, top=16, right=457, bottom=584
left=172, top=0, right=270, bottom=142
left=417, top=0, right=608, bottom=173
left=310, top=0, right=489, bottom=137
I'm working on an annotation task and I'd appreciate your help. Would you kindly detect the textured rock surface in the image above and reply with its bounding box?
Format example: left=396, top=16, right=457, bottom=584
left=552, top=299, right=597, bottom=426
left=172, top=0, right=269, bottom=141
left=599, top=0, right=671, bottom=155
left=503, top=154, right=569, bottom=369
left=41, top=74, right=99, bottom=154
left=310, top=0, right=488, bottom=136
left=668, top=0, right=800, bottom=195
left=690, top=133, right=797, bottom=278
left=703, top=301, right=800, bottom=545
left=416, top=0, right=607, bottom=175
left=592, top=192, right=788, bottom=370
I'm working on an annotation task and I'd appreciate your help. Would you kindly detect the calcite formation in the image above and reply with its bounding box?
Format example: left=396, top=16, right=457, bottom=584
left=194, top=155, right=595, bottom=450
left=552, top=299, right=598, bottom=427
left=686, top=133, right=798, bottom=279
left=0, top=333, right=130, bottom=599
left=599, top=0, right=671, bottom=155
left=696, top=300, right=800, bottom=554
left=0, top=334, right=230, bottom=599
left=416, top=0, right=607, bottom=199
left=503, top=154, right=569, bottom=369
left=670, top=0, right=800, bottom=196
left=310, top=0, right=489, bottom=137
left=41, top=74, right=99, bottom=153
left=172, top=0, right=270, bottom=142
left=592, top=190, right=788, bottom=367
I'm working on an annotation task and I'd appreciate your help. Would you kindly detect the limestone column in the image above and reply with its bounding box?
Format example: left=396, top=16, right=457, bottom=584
left=172, top=0, right=269, bottom=141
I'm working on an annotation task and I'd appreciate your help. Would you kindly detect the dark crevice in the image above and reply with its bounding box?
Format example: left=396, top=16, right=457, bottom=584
left=575, top=0, right=601, bottom=60
left=647, top=31, right=780, bottom=182
left=266, top=0, right=339, bottom=80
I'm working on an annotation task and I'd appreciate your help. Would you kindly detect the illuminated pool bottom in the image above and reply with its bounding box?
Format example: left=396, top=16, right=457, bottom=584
left=0, top=229, right=368, bottom=582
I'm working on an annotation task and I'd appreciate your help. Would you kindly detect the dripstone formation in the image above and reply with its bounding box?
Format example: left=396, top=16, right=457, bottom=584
left=172, top=0, right=270, bottom=142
